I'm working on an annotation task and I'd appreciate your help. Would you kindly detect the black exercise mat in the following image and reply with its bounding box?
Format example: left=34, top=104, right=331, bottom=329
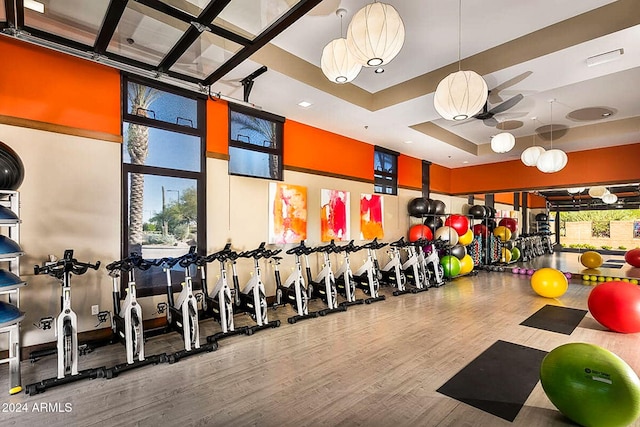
left=605, top=259, right=625, bottom=263
left=601, top=263, right=623, bottom=269
left=437, top=340, right=547, bottom=422
left=520, top=305, right=587, bottom=335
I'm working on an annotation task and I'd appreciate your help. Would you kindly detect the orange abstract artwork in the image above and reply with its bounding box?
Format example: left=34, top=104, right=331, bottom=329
left=269, top=183, right=307, bottom=244
left=360, top=194, right=384, bottom=239
left=320, top=189, right=350, bottom=242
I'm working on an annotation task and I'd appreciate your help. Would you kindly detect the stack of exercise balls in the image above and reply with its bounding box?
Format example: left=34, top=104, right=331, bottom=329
left=440, top=213, right=474, bottom=277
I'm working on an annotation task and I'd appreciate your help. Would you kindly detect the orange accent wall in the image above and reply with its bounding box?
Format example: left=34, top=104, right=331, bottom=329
left=0, top=37, right=120, bottom=136
left=206, top=98, right=228, bottom=155
left=398, top=154, right=422, bottom=189
left=528, top=193, right=547, bottom=209
left=284, top=120, right=373, bottom=181
left=430, top=163, right=451, bottom=194
left=449, top=144, right=640, bottom=195
left=494, top=192, right=514, bottom=206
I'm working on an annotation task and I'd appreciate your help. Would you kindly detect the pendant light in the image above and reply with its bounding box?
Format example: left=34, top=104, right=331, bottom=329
left=433, top=0, right=488, bottom=121
left=490, top=132, right=515, bottom=153
left=521, top=118, right=546, bottom=166
left=346, top=2, right=405, bottom=67
left=588, top=186, right=608, bottom=198
left=536, top=100, right=568, bottom=173
left=566, top=187, right=585, bottom=194
left=321, top=9, right=362, bottom=84
left=602, top=192, right=618, bottom=204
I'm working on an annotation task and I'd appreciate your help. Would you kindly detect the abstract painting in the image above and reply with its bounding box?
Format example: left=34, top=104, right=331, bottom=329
left=269, top=183, right=307, bottom=244
left=320, top=189, right=350, bottom=242
left=360, top=193, right=384, bottom=239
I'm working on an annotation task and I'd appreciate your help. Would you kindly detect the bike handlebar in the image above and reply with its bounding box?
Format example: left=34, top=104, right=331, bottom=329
left=106, top=252, right=154, bottom=274
left=34, top=249, right=101, bottom=279
left=285, top=240, right=315, bottom=256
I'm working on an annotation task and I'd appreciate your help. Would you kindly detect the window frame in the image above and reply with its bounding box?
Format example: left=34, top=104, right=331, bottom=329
left=120, top=74, right=207, bottom=297
left=228, top=104, right=285, bottom=180
left=374, top=146, right=398, bottom=196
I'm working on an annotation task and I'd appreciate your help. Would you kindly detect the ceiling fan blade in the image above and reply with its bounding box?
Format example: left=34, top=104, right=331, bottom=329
left=488, top=94, right=524, bottom=115
left=483, top=117, right=498, bottom=127
left=488, top=71, right=533, bottom=104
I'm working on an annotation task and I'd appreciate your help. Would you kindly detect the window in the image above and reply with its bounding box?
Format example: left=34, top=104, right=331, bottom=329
left=228, top=105, right=284, bottom=180
left=121, top=76, right=206, bottom=296
left=374, top=147, right=398, bottom=195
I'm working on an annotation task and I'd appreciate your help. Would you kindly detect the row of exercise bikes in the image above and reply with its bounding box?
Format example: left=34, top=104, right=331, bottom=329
left=24, top=237, right=448, bottom=395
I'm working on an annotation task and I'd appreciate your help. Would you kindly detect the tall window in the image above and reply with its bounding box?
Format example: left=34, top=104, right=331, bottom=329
left=229, top=105, right=284, bottom=180
left=374, top=147, right=398, bottom=195
left=121, top=75, right=206, bottom=296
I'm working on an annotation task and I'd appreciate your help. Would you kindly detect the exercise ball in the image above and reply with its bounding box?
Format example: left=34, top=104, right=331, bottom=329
left=493, top=226, right=512, bottom=242
left=581, top=251, right=603, bottom=269
left=501, top=247, right=512, bottom=263
left=434, top=226, right=459, bottom=246
left=450, top=244, right=467, bottom=260
left=540, top=342, right=640, bottom=427
left=408, top=224, right=433, bottom=242
left=531, top=268, right=568, bottom=298
left=423, top=216, right=443, bottom=233
left=407, top=198, right=430, bottom=217
left=502, top=240, right=514, bottom=250
left=0, top=269, right=25, bottom=291
left=440, top=255, right=461, bottom=278
left=0, top=301, right=24, bottom=327
left=625, top=248, right=640, bottom=268
left=0, top=141, right=25, bottom=190
left=430, top=199, right=446, bottom=216
left=468, top=205, right=486, bottom=219
left=486, top=206, right=496, bottom=218
left=498, top=217, right=517, bottom=233
left=458, top=229, right=474, bottom=246
left=472, top=224, right=489, bottom=237
left=511, top=247, right=521, bottom=262
left=486, top=218, right=497, bottom=231
left=459, top=254, right=474, bottom=275
left=588, top=281, right=640, bottom=333
left=444, top=214, right=469, bottom=237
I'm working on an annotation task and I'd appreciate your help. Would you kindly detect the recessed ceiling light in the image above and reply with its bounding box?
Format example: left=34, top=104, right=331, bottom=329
left=297, top=101, right=312, bottom=108
left=462, top=161, right=469, bottom=164
left=374, top=68, right=385, bottom=74
left=24, top=0, right=44, bottom=13
left=404, top=140, right=413, bottom=144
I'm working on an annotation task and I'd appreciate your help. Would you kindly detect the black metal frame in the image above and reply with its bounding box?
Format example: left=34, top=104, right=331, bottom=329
left=374, top=146, right=398, bottom=196
left=228, top=103, right=284, bottom=181
left=121, top=73, right=207, bottom=297
left=1, top=0, right=323, bottom=87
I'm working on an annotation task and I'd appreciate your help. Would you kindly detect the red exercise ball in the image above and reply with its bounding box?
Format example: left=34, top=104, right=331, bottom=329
left=445, top=214, right=470, bottom=237
left=625, top=248, right=640, bottom=268
left=408, top=224, right=433, bottom=242
left=499, top=217, right=517, bottom=233
left=588, top=281, right=640, bottom=333
left=472, top=224, right=489, bottom=237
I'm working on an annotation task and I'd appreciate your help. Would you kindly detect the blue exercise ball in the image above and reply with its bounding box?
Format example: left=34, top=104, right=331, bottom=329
left=0, top=236, right=22, bottom=257
left=0, top=269, right=25, bottom=291
left=0, top=301, right=24, bottom=327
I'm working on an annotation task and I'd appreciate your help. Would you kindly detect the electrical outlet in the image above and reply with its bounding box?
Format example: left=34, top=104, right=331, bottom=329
left=91, top=305, right=99, bottom=315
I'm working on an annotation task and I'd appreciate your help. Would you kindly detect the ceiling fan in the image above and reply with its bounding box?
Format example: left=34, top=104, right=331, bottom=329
left=469, top=71, right=532, bottom=127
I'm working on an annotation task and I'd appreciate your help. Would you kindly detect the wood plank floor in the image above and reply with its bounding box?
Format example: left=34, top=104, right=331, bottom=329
left=2, top=254, right=640, bottom=427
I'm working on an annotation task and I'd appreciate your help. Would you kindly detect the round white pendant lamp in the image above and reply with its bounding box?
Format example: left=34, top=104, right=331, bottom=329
left=521, top=146, right=545, bottom=166
left=601, top=193, right=618, bottom=204
left=346, top=2, right=405, bottom=67
left=490, top=132, right=516, bottom=153
left=536, top=149, right=568, bottom=173
left=321, top=38, right=362, bottom=84
left=566, top=187, right=585, bottom=194
left=588, top=186, right=608, bottom=198
left=434, top=70, right=488, bottom=120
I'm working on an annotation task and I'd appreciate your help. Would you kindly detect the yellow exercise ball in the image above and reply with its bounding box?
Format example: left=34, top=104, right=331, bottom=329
left=458, top=228, right=474, bottom=246
left=459, top=254, right=474, bottom=275
left=580, top=251, right=603, bottom=269
left=501, top=247, right=512, bottom=263
left=531, top=268, right=569, bottom=298
left=493, top=225, right=512, bottom=242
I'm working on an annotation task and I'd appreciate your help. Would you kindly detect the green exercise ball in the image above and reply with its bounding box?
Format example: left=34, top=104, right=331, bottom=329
left=511, top=247, right=521, bottom=262
left=540, top=342, right=640, bottom=427
left=440, top=255, right=461, bottom=278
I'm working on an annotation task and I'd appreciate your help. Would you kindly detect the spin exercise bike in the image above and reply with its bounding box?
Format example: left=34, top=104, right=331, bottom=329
left=333, top=240, right=365, bottom=307
left=352, top=238, right=387, bottom=304
left=157, top=247, right=217, bottom=363
left=234, top=242, right=281, bottom=333
left=273, top=240, right=318, bottom=324
left=26, top=250, right=103, bottom=395
left=303, top=241, right=347, bottom=315
left=400, top=239, right=429, bottom=292
left=104, top=253, right=166, bottom=378
left=200, top=243, right=250, bottom=342
left=421, top=240, right=445, bottom=287
left=378, top=237, right=411, bottom=296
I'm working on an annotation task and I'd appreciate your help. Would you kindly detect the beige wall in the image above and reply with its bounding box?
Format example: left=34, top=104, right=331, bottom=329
left=564, top=220, right=640, bottom=249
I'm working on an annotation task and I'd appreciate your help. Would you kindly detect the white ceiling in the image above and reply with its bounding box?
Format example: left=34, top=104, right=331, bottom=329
left=210, top=0, right=640, bottom=168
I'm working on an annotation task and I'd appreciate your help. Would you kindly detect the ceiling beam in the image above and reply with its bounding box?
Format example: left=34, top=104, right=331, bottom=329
left=94, top=0, right=128, bottom=54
